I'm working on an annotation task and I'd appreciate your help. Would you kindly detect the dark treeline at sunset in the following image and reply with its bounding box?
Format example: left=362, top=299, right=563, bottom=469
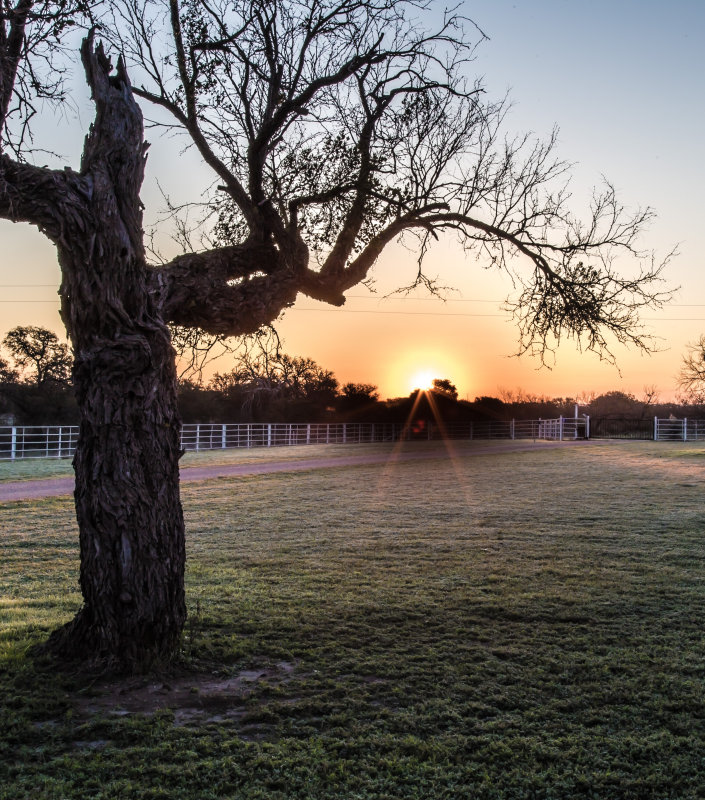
left=1, top=332, right=701, bottom=426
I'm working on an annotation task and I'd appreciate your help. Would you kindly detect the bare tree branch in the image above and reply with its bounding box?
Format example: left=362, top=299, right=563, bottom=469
left=1, top=0, right=97, bottom=156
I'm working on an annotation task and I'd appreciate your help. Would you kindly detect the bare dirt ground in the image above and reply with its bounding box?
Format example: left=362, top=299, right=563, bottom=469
left=0, top=440, right=585, bottom=503
left=72, top=661, right=298, bottom=736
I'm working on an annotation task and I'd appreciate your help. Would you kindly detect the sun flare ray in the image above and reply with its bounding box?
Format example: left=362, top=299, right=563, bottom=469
left=375, top=385, right=475, bottom=509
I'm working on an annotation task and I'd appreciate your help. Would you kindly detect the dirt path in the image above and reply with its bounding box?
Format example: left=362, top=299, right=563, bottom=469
left=0, top=440, right=589, bottom=503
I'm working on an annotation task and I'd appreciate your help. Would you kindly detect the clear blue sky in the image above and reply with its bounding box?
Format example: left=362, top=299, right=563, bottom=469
left=1, top=0, right=703, bottom=400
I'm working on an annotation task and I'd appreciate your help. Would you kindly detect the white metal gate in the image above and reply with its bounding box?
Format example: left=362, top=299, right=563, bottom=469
left=654, top=418, right=705, bottom=441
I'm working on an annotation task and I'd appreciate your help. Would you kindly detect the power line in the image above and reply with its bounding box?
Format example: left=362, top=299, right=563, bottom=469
left=2, top=286, right=705, bottom=310
left=293, top=308, right=507, bottom=317
left=2, top=300, right=705, bottom=322
left=292, top=307, right=705, bottom=322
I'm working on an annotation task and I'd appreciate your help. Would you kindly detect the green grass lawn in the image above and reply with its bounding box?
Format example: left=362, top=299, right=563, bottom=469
left=2, top=441, right=705, bottom=798
left=0, top=439, right=525, bottom=482
left=0, top=441, right=428, bottom=482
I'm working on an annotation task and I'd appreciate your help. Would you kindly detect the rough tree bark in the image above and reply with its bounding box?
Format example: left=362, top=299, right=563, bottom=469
left=45, top=39, right=186, bottom=669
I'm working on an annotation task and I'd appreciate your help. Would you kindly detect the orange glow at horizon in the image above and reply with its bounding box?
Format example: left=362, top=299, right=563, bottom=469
left=384, top=344, right=474, bottom=399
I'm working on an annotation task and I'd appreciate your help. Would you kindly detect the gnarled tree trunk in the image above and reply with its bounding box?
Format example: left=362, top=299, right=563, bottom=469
left=44, top=40, right=186, bottom=671
left=48, top=278, right=186, bottom=670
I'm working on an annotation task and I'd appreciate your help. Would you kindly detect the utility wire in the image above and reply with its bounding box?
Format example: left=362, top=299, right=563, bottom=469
left=2, top=301, right=705, bottom=322
left=2, top=286, right=705, bottom=310
left=1, top=284, right=705, bottom=307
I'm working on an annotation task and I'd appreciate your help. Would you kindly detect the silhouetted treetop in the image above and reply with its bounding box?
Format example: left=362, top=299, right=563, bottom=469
left=2, top=325, right=72, bottom=386
left=432, top=378, right=458, bottom=400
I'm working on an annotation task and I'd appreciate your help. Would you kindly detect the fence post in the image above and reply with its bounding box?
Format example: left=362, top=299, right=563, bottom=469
left=559, top=416, right=564, bottom=441
left=267, top=424, right=272, bottom=448
left=343, top=423, right=347, bottom=444
left=10, top=426, right=17, bottom=461
left=585, top=415, right=590, bottom=439
left=653, top=416, right=658, bottom=441
left=510, top=419, right=515, bottom=440
left=684, top=418, right=688, bottom=442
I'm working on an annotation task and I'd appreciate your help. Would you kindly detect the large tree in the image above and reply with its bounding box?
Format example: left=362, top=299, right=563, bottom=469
left=2, top=325, right=72, bottom=386
left=0, top=0, right=669, bottom=670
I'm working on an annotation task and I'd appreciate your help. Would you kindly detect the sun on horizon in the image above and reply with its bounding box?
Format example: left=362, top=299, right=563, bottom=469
left=408, top=369, right=436, bottom=392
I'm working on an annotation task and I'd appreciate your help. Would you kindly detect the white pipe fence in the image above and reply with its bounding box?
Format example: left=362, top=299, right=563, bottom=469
left=536, top=416, right=590, bottom=441
left=179, top=422, right=401, bottom=451
left=0, top=425, right=79, bottom=461
left=653, top=417, right=705, bottom=441
left=0, top=415, right=599, bottom=462
left=4, top=416, right=703, bottom=461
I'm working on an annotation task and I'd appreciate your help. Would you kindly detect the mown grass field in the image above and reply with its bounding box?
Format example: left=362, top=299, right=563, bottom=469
left=0, top=442, right=393, bottom=483
left=1, top=440, right=705, bottom=799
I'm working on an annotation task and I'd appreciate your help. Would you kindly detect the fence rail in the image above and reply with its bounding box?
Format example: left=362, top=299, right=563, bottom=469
left=0, top=425, right=79, bottom=461
left=179, top=422, right=402, bottom=451
left=4, top=416, right=703, bottom=461
left=26, top=415, right=705, bottom=461
left=1, top=418, right=589, bottom=461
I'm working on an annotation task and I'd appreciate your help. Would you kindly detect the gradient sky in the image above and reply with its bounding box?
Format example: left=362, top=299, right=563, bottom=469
left=1, top=0, right=704, bottom=401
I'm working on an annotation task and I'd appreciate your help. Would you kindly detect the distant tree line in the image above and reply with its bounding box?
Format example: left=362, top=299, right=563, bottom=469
left=2, top=326, right=705, bottom=426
